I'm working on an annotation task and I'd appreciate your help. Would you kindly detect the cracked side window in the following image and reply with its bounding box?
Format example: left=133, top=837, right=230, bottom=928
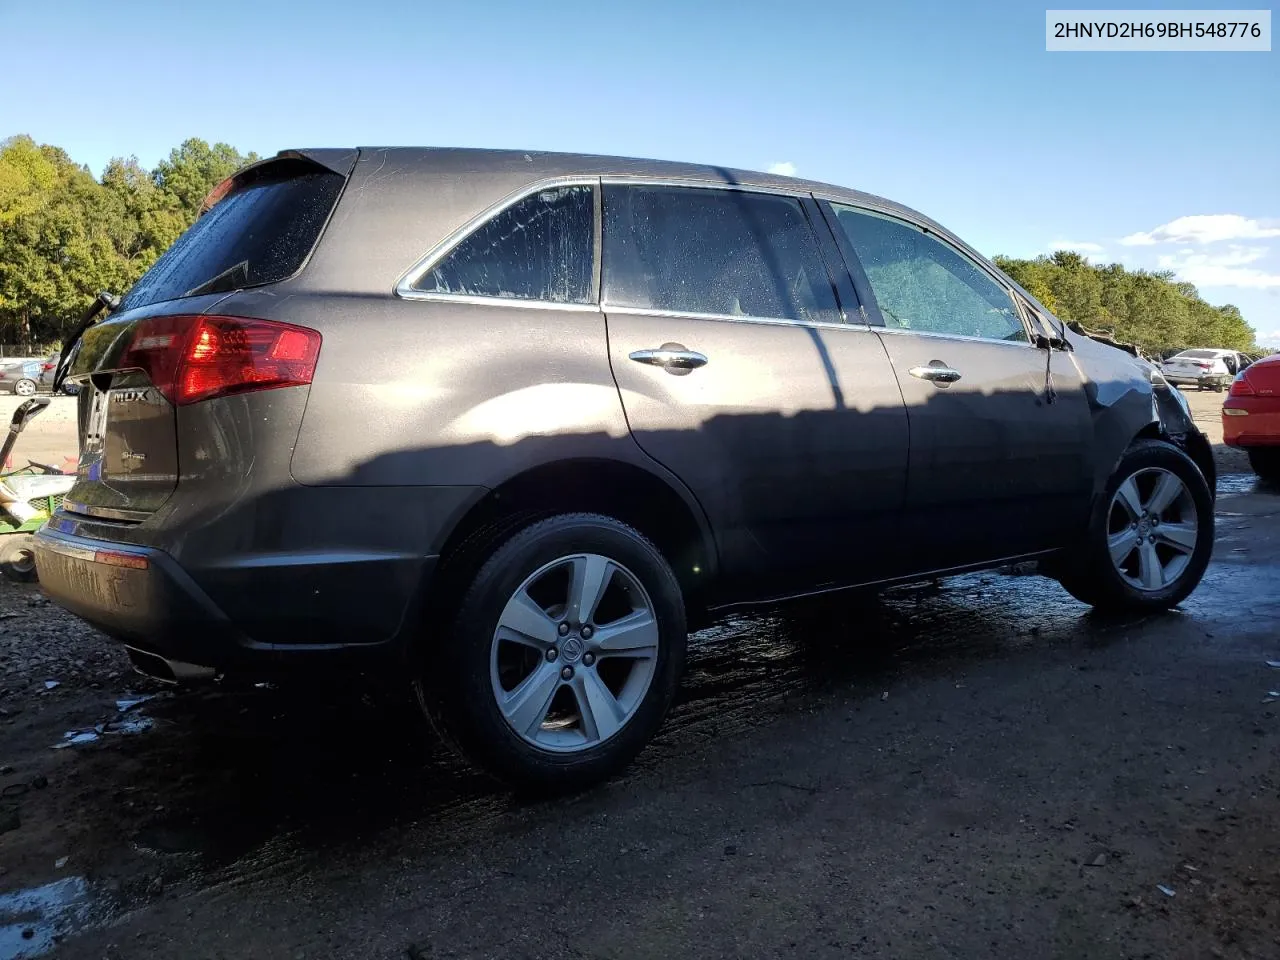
left=833, top=205, right=1027, bottom=343
left=415, top=185, right=594, bottom=303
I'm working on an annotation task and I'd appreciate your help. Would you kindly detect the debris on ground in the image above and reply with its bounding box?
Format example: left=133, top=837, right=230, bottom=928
left=1157, top=885, right=1176, bottom=898
left=116, top=694, right=159, bottom=713
left=54, top=713, right=155, bottom=750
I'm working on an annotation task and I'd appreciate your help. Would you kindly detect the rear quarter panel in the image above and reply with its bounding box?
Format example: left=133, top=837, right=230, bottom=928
left=284, top=295, right=644, bottom=490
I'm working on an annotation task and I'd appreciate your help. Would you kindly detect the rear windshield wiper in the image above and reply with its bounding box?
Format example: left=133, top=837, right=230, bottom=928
left=184, top=260, right=250, bottom=299
left=53, top=290, right=119, bottom=393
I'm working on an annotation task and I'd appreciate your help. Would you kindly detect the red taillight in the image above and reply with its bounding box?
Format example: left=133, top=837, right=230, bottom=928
left=120, top=315, right=322, bottom=406
left=41, top=362, right=54, bottom=371
left=1229, top=375, right=1255, bottom=397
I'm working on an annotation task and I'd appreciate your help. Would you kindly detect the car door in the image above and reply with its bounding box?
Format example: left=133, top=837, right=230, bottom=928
left=602, top=182, right=909, bottom=594
left=822, top=201, right=1094, bottom=568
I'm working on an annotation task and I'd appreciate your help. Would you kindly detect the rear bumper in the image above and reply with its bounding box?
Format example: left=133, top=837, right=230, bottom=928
left=1222, top=398, right=1280, bottom=447
left=33, top=525, right=435, bottom=675
left=1165, top=373, right=1227, bottom=387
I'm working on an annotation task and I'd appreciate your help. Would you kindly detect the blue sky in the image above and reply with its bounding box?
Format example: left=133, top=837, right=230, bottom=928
left=3, top=0, right=1277, bottom=343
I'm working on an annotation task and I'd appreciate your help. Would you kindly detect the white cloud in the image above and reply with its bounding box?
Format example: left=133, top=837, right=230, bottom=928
left=767, top=161, right=797, bottom=177
left=1120, top=214, right=1280, bottom=247
left=1156, top=246, right=1280, bottom=290
left=1157, top=246, right=1266, bottom=269
left=1048, top=239, right=1106, bottom=255
left=1255, top=328, right=1280, bottom=349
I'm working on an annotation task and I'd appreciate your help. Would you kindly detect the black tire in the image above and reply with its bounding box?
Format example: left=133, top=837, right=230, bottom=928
left=1053, top=440, right=1213, bottom=613
left=0, top=534, right=38, bottom=583
left=13, top=379, right=36, bottom=398
left=1247, top=448, right=1280, bottom=483
left=416, top=513, right=687, bottom=792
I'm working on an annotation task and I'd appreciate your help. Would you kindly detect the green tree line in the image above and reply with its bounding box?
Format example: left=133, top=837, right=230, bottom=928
left=0, top=134, right=1261, bottom=355
left=995, top=251, right=1258, bottom=354
left=0, top=135, right=256, bottom=348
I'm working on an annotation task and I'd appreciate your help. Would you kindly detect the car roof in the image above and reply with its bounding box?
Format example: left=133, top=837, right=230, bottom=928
left=289, top=146, right=1003, bottom=300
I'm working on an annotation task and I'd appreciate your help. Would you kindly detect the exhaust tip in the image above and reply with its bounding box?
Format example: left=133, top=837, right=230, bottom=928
left=125, top=647, right=217, bottom=684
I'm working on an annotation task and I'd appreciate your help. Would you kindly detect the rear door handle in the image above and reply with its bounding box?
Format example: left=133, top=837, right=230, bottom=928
left=909, top=365, right=962, bottom=384
left=629, top=346, right=708, bottom=372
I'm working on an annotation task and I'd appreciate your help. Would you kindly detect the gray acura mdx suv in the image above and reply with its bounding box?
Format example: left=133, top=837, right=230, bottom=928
left=36, top=148, right=1216, bottom=789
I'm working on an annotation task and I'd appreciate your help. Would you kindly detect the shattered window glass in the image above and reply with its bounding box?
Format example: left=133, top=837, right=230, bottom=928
left=601, top=185, right=840, bottom=324
left=118, top=161, right=344, bottom=312
left=416, top=185, right=594, bottom=303
left=833, top=205, right=1027, bottom=343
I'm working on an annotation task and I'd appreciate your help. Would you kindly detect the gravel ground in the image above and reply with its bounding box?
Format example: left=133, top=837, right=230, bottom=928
left=1, top=385, right=1277, bottom=960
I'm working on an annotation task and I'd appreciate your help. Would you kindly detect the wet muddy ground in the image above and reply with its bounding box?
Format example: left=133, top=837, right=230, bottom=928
left=4, top=390, right=1280, bottom=959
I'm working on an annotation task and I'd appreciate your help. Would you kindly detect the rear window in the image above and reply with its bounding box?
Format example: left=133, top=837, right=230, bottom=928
left=1176, top=350, right=1222, bottom=360
left=116, top=160, right=345, bottom=312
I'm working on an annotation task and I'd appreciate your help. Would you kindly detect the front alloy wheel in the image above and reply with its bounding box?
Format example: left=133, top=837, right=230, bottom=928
left=1105, top=468, right=1198, bottom=591
left=1053, top=439, right=1213, bottom=612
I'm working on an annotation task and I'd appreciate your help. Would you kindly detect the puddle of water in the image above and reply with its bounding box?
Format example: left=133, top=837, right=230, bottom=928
left=1217, top=472, right=1277, bottom=497
left=0, top=877, right=90, bottom=960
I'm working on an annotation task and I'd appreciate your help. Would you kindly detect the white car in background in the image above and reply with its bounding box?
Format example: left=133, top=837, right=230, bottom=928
left=1160, top=349, right=1250, bottom=391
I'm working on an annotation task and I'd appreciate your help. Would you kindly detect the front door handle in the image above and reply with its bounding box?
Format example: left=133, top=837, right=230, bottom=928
left=629, top=345, right=709, bottom=373
left=909, top=364, right=962, bottom=384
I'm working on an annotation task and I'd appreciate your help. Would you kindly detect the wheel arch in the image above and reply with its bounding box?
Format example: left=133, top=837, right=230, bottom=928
left=426, top=455, right=719, bottom=627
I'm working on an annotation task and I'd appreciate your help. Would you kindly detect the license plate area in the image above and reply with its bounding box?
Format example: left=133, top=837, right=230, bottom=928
left=36, top=540, right=149, bottom=611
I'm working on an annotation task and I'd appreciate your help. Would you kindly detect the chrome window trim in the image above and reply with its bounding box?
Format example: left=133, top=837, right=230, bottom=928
left=598, top=175, right=811, bottom=200
left=397, top=292, right=602, bottom=312
left=874, top=325, right=1037, bottom=349
left=395, top=176, right=601, bottom=303
left=821, top=200, right=1037, bottom=346
left=603, top=304, right=866, bottom=333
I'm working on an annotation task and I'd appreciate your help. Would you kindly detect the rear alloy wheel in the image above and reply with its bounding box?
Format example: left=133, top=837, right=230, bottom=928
left=419, top=513, right=686, bottom=792
left=0, top=534, right=38, bottom=582
left=1247, top=448, right=1280, bottom=483
left=13, top=378, right=36, bottom=398
left=1053, top=440, right=1213, bottom=612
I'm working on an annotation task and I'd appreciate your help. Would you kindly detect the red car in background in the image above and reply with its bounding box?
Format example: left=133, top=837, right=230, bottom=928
left=1223, top=353, right=1280, bottom=481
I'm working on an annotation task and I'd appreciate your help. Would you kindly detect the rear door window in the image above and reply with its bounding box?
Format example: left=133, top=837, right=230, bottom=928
left=601, top=185, right=840, bottom=324
left=412, top=184, right=595, bottom=304
left=117, top=159, right=345, bottom=312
